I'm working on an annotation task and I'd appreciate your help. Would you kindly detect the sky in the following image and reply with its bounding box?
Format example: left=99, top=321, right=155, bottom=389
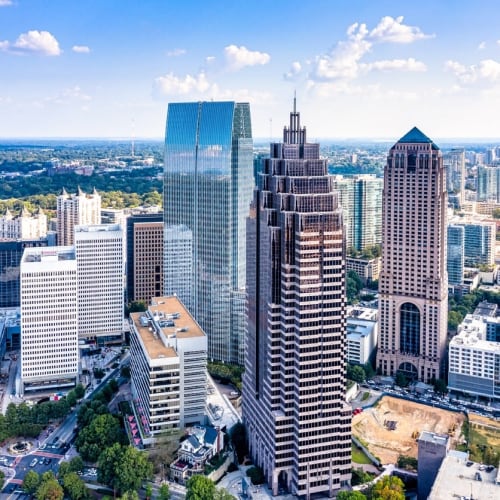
left=1, top=0, right=500, bottom=140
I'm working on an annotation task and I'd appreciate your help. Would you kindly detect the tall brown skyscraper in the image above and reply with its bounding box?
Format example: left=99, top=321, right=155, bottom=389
left=377, top=127, right=448, bottom=383
left=243, top=101, right=351, bottom=497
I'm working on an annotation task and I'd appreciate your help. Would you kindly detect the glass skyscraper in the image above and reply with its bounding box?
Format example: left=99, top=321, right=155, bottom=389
left=163, top=101, right=253, bottom=364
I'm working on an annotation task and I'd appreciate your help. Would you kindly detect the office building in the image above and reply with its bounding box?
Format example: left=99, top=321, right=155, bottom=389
left=417, top=432, right=449, bottom=500
left=346, top=256, right=381, bottom=284
left=463, top=222, right=496, bottom=267
left=377, top=128, right=448, bottom=383
left=243, top=102, right=351, bottom=497
left=125, top=212, right=163, bottom=302
left=0, top=238, right=48, bottom=308
left=346, top=306, right=378, bottom=365
left=443, top=148, right=465, bottom=205
left=164, top=224, right=192, bottom=310
left=57, top=188, right=101, bottom=246
left=20, top=247, right=79, bottom=394
left=476, top=165, right=500, bottom=202
left=129, top=296, right=207, bottom=446
left=448, top=314, right=500, bottom=400
left=75, top=224, right=124, bottom=345
left=164, top=101, right=253, bottom=364
left=0, top=207, right=47, bottom=240
left=333, top=174, right=383, bottom=251
left=447, top=225, right=464, bottom=286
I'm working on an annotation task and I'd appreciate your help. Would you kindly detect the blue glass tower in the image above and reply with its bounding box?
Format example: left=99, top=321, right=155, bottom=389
left=163, top=101, right=253, bottom=364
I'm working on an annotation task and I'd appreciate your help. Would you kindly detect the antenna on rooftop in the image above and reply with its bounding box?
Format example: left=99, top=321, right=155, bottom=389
left=293, top=90, right=296, bottom=113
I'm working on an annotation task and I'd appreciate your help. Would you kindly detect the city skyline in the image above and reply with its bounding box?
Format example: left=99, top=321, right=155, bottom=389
left=2, top=0, right=500, bottom=139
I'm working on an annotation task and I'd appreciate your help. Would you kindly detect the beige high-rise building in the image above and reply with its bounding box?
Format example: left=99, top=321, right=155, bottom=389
left=57, top=188, right=101, bottom=246
left=377, top=127, right=448, bottom=383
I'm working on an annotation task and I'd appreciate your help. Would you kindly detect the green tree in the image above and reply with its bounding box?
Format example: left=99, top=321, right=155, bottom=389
left=347, top=270, right=364, bottom=303
left=185, top=475, right=216, bottom=500
left=371, top=475, right=405, bottom=500
left=246, top=466, right=265, bottom=485
left=36, top=477, right=64, bottom=500
left=66, top=390, right=78, bottom=408
left=337, top=491, right=366, bottom=500
left=214, top=488, right=236, bottom=499
left=120, top=492, right=140, bottom=500
left=397, top=455, right=418, bottom=471
left=158, top=483, right=170, bottom=500
left=145, top=484, right=153, bottom=499
left=74, top=383, right=85, bottom=400
left=0, top=469, right=4, bottom=489
left=23, top=470, right=40, bottom=494
left=68, top=456, right=85, bottom=474
left=351, top=365, right=366, bottom=383
left=433, top=378, right=448, bottom=395
left=62, top=471, right=89, bottom=500
left=98, top=443, right=153, bottom=496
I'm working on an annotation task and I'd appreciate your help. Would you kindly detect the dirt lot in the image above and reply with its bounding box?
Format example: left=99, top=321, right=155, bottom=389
left=352, top=396, right=465, bottom=464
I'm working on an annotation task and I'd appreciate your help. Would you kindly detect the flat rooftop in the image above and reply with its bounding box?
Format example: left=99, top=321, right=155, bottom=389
left=22, top=246, right=75, bottom=263
left=130, top=296, right=205, bottom=360
left=429, top=453, right=499, bottom=499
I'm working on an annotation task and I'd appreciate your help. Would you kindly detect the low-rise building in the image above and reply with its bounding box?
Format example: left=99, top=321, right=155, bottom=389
left=448, top=314, right=500, bottom=400
left=346, top=306, right=378, bottom=365
left=346, top=256, right=381, bottom=284
left=129, top=296, right=207, bottom=447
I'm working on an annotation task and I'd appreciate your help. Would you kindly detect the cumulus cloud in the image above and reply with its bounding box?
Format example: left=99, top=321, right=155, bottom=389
left=478, top=41, right=486, bottom=50
left=224, top=45, right=270, bottom=70
left=166, top=48, right=186, bottom=57
left=72, top=45, right=90, bottom=53
left=0, top=30, right=61, bottom=56
left=153, top=72, right=214, bottom=96
left=368, top=15, right=434, bottom=43
left=310, top=16, right=431, bottom=83
left=0, top=0, right=13, bottom=6
left=206, top=55, right=216, bottom=63
left=445, top=58, right=500, bottom=84
left=284, top=61, right=302, bottom=80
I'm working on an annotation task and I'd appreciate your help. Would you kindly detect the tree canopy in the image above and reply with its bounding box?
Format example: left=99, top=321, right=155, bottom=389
left=371, top=475, right=405, bottom=500
left=185, top=475, right=216, bottom=500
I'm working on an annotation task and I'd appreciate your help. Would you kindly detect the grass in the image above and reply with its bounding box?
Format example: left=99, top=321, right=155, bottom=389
left=352, top=443, right=372, bottom=465
left=361, top=391, right=370, bottom=402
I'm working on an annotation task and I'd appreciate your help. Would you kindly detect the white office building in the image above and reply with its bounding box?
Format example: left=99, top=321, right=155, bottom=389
left=164, top=224, right=192, bottom=310
left=129, top=296, right=207, bottom=446
left=346, top=306, right=378, bottom=365
left=75, top=224, right=124, bottom=345
left=448, top=314, right=500, bottom=400
left=20, top=247, right=79, bottom=394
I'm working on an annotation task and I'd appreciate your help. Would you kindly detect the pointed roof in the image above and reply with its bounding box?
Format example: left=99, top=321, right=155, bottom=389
left=21, top=205, right=31, bottom=217
left=397, top=126, right=439, bottom=150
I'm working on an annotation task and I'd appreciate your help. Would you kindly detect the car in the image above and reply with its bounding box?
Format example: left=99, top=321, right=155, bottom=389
left=29, top=458, right=38, bottom=467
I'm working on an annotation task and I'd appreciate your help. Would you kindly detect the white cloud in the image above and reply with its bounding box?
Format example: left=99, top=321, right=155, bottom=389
left=365, top=57, right=426, bottom=72
left=478, top=41, right=486, bottom=50
left=310, top=16, right=431, bottom=83
left=0, top=0, right=13, bottom=6
left=166, top=48, right=186, bottom=57
left=445, top=58, right=500, bottom=84
left=72, top=45, right=90, bottom=54
left=206, top=56, right=216, bottom=63
left=284, top=61, right=302, bottom=80
left=368, top=16, right=434, bottom=43
left=224, top=45, right=270, bottom=71
left=153, top=72, right=214, bottom=96
left=0, top=30, right=61, bottom=56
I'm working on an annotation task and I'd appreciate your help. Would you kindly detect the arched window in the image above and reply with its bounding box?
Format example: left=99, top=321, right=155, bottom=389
left=400, top=302, right=420, bottom=356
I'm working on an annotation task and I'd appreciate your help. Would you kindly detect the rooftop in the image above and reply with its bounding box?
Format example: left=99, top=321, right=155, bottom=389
left=398, top=126, right=439, bottom=150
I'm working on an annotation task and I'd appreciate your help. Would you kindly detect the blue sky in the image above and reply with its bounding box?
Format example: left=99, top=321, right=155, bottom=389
left=1, top=0, right=500, bottom=139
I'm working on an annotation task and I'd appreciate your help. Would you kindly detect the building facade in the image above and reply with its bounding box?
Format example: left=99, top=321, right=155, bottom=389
left=20, top=247, right=79, bottom=394
left=417, top=432, right=449, bottom=500
left=443, top=148, right=465, bottom=205
left=0, top=207, right=47, bottom=240
left=447, top=225, right=464, bottom=286
left=57, top=188, right=101, bottom=246
left=333, top=174, right=383, bottom=251
left=243, top=103, right=351, bottom=497
left=0, top=238, right=48, bottom=308
left=377, top=128, right=448, bottom=383
left=75, top=224, right=124, bottom=345
left=164, top=224, right=192, bottom=310
left=129, top=296, right=207, bottom=446
left=163, top=101, right=253, bottom=364
left=346, top=306, right=378, bottom=365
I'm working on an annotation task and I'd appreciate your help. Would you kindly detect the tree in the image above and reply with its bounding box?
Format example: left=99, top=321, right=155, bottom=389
left=371, top=475, right=405, bottom=500
left=246, top=466, right=265, bottom=485
left=23, top=470, right=40, bottom=494
left=214, top=488, right=236, bottom=499
left=74, top=383, right=86, bottom=400
left=433, top=378, right=448, bottom=395
left=120, top=492, right=139, bottom=500
left=62, top=472, right=89, bottom=500
left=98, top=443, right=153, bottom=496
left=145, top=484, right=153, bottom=499
left=229, top=422, right=248, bottom=463
left=36, top=477, right=64, bottom=500
left=158, top=483, right=170, bottom=500
left=347, top=270, right=364, bottom=303
left=397, top=455, right=418, bottom=471
left=337, top=491, right=366, bottom=500
left=185, top=475, right=216, bottom=500
left=66, top=390, right=78, bottom=408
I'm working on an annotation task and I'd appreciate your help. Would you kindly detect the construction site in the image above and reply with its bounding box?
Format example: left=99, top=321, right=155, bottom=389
left=352, top=396, right=466, bottom=464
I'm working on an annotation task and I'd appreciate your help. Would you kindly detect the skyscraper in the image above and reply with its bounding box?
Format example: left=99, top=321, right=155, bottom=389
left=333, top=174, right=383, bottom=251
left=447, top=225, right=465, bottom=286
left=243, top=102, right=351, bottom=497
left=57, top=188, right=101, bottom=246
left=443, top=148, right=465, bottom=205
left=163, top=101, right=253, bottom=364
left=377, top=128, right=448, bottom=383
left=75, top=224, right=124, bottom=345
